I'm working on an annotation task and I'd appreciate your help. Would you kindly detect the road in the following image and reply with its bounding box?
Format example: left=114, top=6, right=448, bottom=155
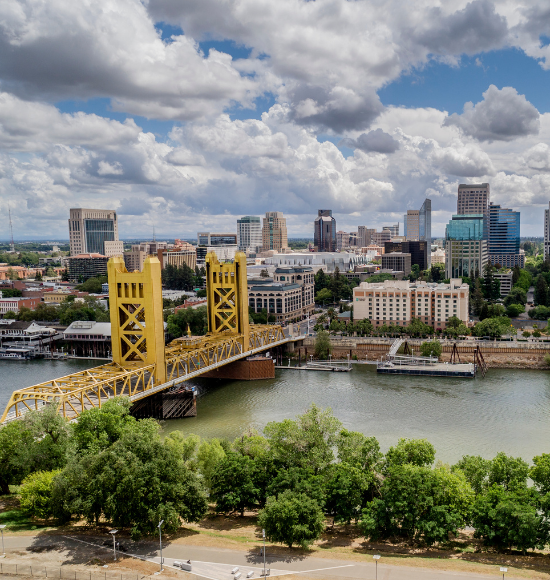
left=1, top=534, right=514, bottom=580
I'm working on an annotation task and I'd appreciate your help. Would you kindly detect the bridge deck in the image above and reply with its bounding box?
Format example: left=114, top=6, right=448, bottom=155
left=1, top=325, right=289, bottom=423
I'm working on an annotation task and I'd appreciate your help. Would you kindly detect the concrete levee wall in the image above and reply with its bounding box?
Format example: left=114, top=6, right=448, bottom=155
left=298, top=337, right=550, bottom=369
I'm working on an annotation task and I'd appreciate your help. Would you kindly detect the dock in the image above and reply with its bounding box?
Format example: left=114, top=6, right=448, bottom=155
left=377, top=360, right=476, bottom=378
left=375, top=337, right=477, bottom=378
left=276, top=359, right=352, bottom=372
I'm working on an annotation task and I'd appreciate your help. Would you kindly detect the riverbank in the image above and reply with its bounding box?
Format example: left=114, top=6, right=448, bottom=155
left=299, top=337, right=550, bottom=369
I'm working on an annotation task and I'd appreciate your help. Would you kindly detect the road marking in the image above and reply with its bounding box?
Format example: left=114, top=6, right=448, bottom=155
left=292, top=564, right=355, bottom=575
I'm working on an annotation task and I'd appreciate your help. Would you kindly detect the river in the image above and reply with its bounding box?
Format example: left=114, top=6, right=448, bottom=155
left=1, top=360, right=549, bottom=464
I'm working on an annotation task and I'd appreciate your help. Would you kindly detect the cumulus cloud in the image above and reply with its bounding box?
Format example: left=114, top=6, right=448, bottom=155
left=414, top=0, right=508, bottom=57
left=340, top=129, right=400, bottom=154
left=523, top=143, right=550, bottom=171
left=0, top=0, right=256, bottom=120
left=431, top=144, right=494, bottom=176
left=444, top=85, right=540, bottom=141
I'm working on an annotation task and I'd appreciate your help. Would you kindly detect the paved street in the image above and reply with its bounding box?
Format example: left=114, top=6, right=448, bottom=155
left=2, top=534, right=512, bottom=580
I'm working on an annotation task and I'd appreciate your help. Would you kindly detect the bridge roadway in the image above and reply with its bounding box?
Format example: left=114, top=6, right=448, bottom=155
left=0, top=325, right=296, bottom=424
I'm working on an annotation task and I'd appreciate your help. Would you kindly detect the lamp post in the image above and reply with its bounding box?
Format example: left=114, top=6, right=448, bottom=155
left=373, top=555, right=381, bottom=580
left=158, top=520, right=164, bottom=572
left=0, top=524, right=6, bottom=557
left=108, top=530, right=117, bottom=562
left=262, top=529, right=266, bottom=577
left=500, top=567, right=507, bottom=580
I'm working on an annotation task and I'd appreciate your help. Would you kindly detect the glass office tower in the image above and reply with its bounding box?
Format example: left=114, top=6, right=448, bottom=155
left=445, top=214, right=487, bottom=279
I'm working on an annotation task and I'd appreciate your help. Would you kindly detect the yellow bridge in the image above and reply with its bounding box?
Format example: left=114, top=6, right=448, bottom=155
left=1, top=252, right=289, bottom=423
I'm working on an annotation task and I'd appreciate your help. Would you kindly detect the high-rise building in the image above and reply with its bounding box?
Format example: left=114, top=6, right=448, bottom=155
left=404, top=199, right=432, bottom=266
left=262, top=212, right=289, bottom=252
left=237, top=216, right=262, bottom=253
left=371, top=230, right=392, bottom=246
left=445, top=214, right=487, bottom=279
left=197, top=232, right=238, bottom=246
left=404, top=210, right=420, bottom=241
left=487, top=203, right=524, bottom=268
left=385, top=241, right=429, bottom=271
left=358, top=226, right=375, bottom=248
left=383, top=223, right=399, bottom=237
left=545, top=202, right=550, bottom=262
left=457, top=183, right=490, bottom=218
left=314, top=210, right=337, bottom=252
left=68, top=208, right=122, bottom=257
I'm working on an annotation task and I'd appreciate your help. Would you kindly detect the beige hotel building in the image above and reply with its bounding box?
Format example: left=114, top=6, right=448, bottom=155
left=353, top=279, right=469, bottom=329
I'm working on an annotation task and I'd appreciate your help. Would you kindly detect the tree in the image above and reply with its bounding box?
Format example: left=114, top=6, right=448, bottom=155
left=506, top=303, right=524, bottom=318
left=472, top=317, right=512, bottom=339
left=471, top=278, right=486, bottom=315
left=384, top=438, right=435, bottom=471
left=315, top=288, right=332, bottom=305
left=75, top=276, right=108, bottom=293
left=512, top=265, right=521, bottom=286
left=504, top=287, right=527, bottom=307
left=482, top=264, right=500, bottom=302
left=35, top=271, right=43, bottom=281
left=211, top=453, right=258, bottom=515
left=0, top=421, right=35, bottom=494
left=264, top=404, right=342, bottom=474
left=530, top=453, right=550, bottom=496
left=260, top=269, right=270, bottom=278
left=258, top=490, right=325, bottom=548
left=166, top=305, right=208, bottom=337
left=488, top=452, right=529, bottom=491
left=409, top=264, right=420, bottom=282
left=162, top=263, right=195, bottom=291
left=404, top=318, right=433, bottom=337
left=420, top=340, right=442, bottom=358
left=534, top=275, right=549, bottom=307
left=314, top=330, right=331, bottom=359
left=265, top=466, right=326, bottom=507
left=2, top=309, right=18, bottom=319
left=515, top=270, right=532, bottom=292
left=336, top=430, right=382, bottom=472
left=325, top=463, right=371, bottom=523
left=452, top=455, right=490, bottom=495
left=471, top=486, right=548, bottom=553
left=51, top=420, right=207, bottom=538
left=361, top=465, right=474, bottom=546
left=197, top=438, right=226, bottom=492
left=19, top=470, right=60, bottom=520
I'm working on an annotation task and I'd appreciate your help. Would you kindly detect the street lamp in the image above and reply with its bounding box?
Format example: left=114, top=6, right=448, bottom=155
left=373, top=555, right=381, bottom=580
left=0, top=524, right=6, bottom=557
left=108, top=530, right=117, bottom=562
left=500, top=567, right=507, bottom=580
left=158, top=520, right=164, bottom=572
left=262, top=529, right=266, bottom=577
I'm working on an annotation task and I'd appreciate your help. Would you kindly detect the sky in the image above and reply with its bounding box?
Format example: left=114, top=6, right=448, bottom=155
left=0, top=0, right=550, bottom=241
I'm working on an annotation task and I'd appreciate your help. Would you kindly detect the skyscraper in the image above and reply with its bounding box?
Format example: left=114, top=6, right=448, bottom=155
left=237, top=216, right=262, bottom=253
left=404, top=210, right=420, bottom=241
left=68, top=208, right=122, bottom=257
left=487, top=203, right=524, bottom=267
left=404, top=199, right=431, bottom=266
left=545, top=202, right=550, bottom=262
left=383, top=223, right=399, bottom=237
left=314, top=210, right=336, bottom=252
left=262, top=211, right=289, bottom=252
left=457, top=183, right=490, bottom=218
left=357, top=226, right=375, bottom=248
left=445, top=214, right=487, bottom=279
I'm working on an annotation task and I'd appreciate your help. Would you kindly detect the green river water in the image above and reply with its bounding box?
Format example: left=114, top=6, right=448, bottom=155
left=1, top=359, right=549, bottom=464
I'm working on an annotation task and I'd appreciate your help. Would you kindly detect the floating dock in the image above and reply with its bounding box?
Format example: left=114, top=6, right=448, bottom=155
left=377, top=360, right=476, bottom=378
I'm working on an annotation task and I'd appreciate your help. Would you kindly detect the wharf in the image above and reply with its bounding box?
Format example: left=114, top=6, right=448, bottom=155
left=377, top=361, right=476, bottom=378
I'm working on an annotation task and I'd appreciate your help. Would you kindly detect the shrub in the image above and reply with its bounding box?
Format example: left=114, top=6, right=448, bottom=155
left=419, top=340, right=442, bottom=358
left=19, top=470, right=60, bottom=520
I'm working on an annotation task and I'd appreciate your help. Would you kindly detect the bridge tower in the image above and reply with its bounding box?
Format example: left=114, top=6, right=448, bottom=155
left=108, top=256, right=166, bottom=384
left=205, top=251, right=250, bottom=348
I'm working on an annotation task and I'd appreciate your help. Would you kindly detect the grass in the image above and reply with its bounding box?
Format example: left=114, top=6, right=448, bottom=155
left=0, top=495, right=51, bottom=533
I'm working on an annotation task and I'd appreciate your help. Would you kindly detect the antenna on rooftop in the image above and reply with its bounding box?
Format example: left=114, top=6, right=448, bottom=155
left=152, top=223, right=156, bottom=242
left=8, top=203, right=15, bottom=252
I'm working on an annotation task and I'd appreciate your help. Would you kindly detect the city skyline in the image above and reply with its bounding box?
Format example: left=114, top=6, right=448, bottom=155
left=0, top=1, right=549, bottom=240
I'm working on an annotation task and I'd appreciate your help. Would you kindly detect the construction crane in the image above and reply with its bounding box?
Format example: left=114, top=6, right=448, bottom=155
left=8, top=203, right=15, bottom=252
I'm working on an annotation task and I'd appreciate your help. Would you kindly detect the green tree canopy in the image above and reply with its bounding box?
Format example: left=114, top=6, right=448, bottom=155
left=211, top=452, right=258, bottom=515
left=258, top=490, right=325, bottom=548
left=420, top=340, right=442, bottom=358
left=314, top=329, right=331, bottom=359
left=167, top=305, right=208, bottom=337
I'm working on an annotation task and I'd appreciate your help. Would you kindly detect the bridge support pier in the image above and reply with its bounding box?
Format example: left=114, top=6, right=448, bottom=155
left=201, top=356, right=275, bottom=380
left=130, top=386, right=197, bottom=420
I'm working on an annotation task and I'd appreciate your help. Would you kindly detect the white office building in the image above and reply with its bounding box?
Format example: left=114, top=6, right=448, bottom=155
left=237, top=216, right=262, bottom=253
